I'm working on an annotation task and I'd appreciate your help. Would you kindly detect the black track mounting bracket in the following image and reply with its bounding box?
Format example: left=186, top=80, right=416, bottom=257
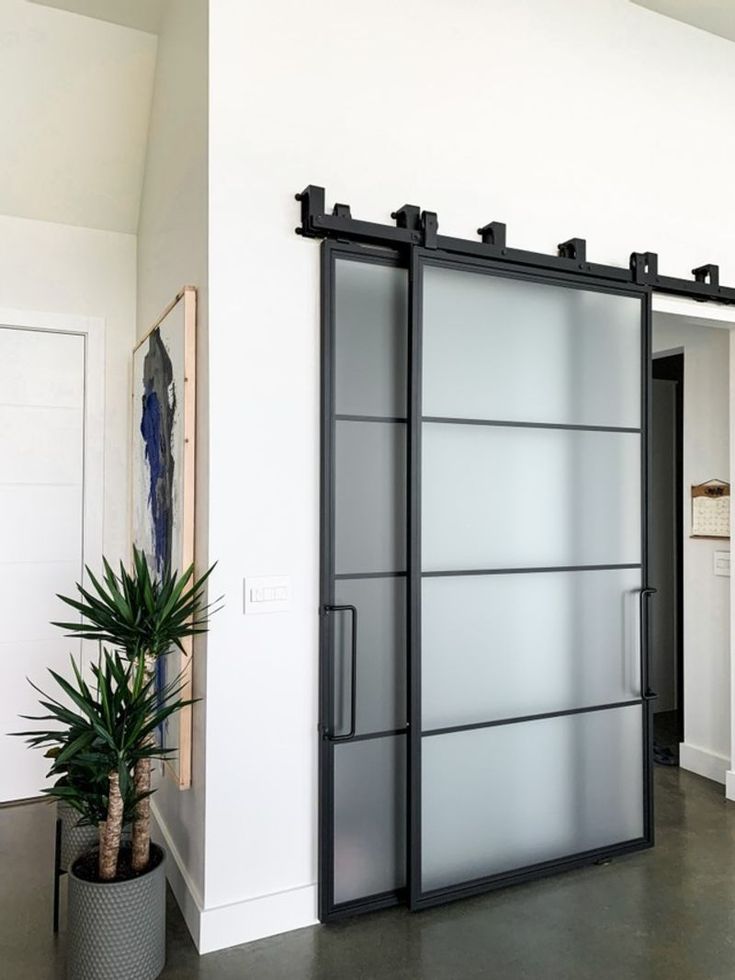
left=477, top=221, right=506, bottom=249
left=692, top=263, right=719, bottom=287
left=558, top=238, right=587, bottom=266
left=391, top=204, right=421, bottom=232
left=630, top=251, right=659, bottom=285
left=421, top=211, right=438, bottom=249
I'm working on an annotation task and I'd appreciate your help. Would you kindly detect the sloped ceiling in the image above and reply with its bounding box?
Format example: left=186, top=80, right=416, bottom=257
left=0, top=0, right=157, bottom=233
left=631, top=1, right=735, bottom=43
left=28, top=0, right=164, bottom=34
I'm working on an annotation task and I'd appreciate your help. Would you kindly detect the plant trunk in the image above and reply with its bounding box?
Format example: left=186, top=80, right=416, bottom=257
left=131, top=748, right=152, bottom=873
left=132, top=651, right=156, bottom=874
left=99, top=771, right=123, bottom=881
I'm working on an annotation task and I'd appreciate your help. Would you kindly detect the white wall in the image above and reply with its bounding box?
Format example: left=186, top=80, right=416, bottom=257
left=727, top=336, right=735, bottom=803
left=0, top=214, right=135, bottom=560
left=653, top=316, right=731, bottom=782
left=203, top=0, right=735, bottom=950
left=0, top=0, right=156, bottom=233
left=137, top=0, right=207, bottom=333
left=136, top=0, right=209, bottom=944
left=29, top=0, right=166, bottom=35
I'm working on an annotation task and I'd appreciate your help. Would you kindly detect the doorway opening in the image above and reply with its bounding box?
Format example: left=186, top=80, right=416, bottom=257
left=650, top=352, right=684, bottom=767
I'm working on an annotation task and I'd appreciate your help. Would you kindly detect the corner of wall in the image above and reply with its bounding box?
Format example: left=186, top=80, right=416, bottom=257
left=138, top=0, right=210, bottom=946
left=151, top=802, right=203, bottom=949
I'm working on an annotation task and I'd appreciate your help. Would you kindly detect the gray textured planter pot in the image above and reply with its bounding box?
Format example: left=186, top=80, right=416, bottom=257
left=58, top=802, right=98, bottom=872
left=67, top=844, right=166, bottom=980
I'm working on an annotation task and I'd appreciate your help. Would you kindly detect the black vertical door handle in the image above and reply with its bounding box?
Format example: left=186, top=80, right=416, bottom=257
left=324, top=604, right=357, bottom=742
left=639, top=588, right=658, bottom=701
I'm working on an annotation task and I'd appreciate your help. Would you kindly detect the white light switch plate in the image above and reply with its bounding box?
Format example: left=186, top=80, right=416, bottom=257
left=244, top=575, right=291, bottom=614
left=714, top=551, right=730, bottom=577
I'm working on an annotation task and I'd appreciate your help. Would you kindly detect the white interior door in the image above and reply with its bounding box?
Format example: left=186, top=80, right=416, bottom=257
left=0, top=325, right=86, bottom=802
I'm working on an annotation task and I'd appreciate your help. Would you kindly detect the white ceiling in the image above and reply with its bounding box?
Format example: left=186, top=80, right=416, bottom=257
left=0, top=0, right=157, bottom=233
left=27, top=0, right=165, bottom=34
left=631, top=1, right=735, bottom=43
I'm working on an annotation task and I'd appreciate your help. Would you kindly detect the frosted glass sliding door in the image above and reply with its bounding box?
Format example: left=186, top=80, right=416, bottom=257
left=410, top=256, right=652, bottom=907
left=320, top=245, right=408, bottom=919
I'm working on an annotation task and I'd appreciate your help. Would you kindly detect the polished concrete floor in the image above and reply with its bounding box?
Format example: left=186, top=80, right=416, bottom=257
left=3, top=766, right=735, bottom=979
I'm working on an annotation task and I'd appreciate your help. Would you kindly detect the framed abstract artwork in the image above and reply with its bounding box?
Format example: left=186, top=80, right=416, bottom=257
left=132, top=286, right=197, bottom=788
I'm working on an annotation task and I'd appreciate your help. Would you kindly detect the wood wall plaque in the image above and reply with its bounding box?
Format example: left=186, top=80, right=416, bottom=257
left=691, top=479, right=730, bottom=539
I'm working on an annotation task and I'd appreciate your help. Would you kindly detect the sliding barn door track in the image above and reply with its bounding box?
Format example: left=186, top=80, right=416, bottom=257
left=295, top=184, right=735, bottom=306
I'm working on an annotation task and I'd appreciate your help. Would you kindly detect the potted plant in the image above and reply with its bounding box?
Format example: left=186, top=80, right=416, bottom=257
left=16, top=551, right=217, bottom=980
left=19, top=660, right=136, bottom=873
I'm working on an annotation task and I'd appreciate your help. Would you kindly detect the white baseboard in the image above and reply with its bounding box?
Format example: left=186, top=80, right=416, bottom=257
left=151, top=802, right=318, bottom=955
left=725, top=770, right=735, bottom=801
left=679, top=742, right=729, bottom=786
left=198, top=883, right=318, bottom=955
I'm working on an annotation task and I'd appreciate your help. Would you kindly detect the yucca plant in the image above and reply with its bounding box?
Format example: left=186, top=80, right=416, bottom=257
left=15, top=650, right=191, bottom=879
left=53, top=549, right=218, bottom=873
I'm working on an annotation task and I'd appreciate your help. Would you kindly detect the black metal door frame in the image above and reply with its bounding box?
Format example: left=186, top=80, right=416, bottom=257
left=309, top=183, right=735, bottom=924
left=319, top=238, right=654, bottom=922
left=407, top=247, right=655, bottom=910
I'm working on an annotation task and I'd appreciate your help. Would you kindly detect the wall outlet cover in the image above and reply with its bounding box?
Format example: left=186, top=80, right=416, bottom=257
left=714, top=551, right=730, bottom=577
left=244, top=575, right=291, bottom=614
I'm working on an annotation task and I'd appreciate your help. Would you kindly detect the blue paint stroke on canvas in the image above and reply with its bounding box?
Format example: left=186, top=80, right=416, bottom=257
left=140, top=328, right=176, bottom=576
left=139, top=327, right=177, bottom=741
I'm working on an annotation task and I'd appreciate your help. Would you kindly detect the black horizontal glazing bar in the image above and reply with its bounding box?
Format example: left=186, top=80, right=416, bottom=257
left=296, top=184, right=735, bottom=306
left=336, top=414, right=407, bottom=424
left=422, top=698, right=643, bottom=738
left=413, top=838, right=650, bottom=911
left=422, top=563, right=641, bottom=578
left=331, top=727, right=408, bottom=744
left=422, top=416, right=641, bottom=434
left=335, top=570, right=407, bottom=580
left=329, top=888, right=406, bottom=919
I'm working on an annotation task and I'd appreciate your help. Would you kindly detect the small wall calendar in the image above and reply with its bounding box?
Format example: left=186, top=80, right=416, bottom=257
left=691, top=479, right=730, bottom=539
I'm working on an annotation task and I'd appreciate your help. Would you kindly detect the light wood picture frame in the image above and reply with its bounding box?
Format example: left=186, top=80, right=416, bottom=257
left=132, top=286, right=197, bottom=788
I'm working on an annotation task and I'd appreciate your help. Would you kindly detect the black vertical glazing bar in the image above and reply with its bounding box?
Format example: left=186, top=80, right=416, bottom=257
left=641, top=291, right=655, bottom=846
left=407, top=246, right=423, bottom=908
left=318, top=241, right=336, bottom=921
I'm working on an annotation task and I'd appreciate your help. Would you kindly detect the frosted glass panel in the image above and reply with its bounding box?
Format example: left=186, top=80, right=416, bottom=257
left=422, top=706, right=643, bottom=891
left=422, top=568, right=642, bottom=729
left=422, top=423, right=640, bottom=571
left=335, top=420, right=406, bottom=574
left=334, top=259, right=408, bottom=418
left=422, top=265, right=641, bottom=428
left=333, top=577, right=407, bottom=735
left=334, top=736, right=406, bottom=903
